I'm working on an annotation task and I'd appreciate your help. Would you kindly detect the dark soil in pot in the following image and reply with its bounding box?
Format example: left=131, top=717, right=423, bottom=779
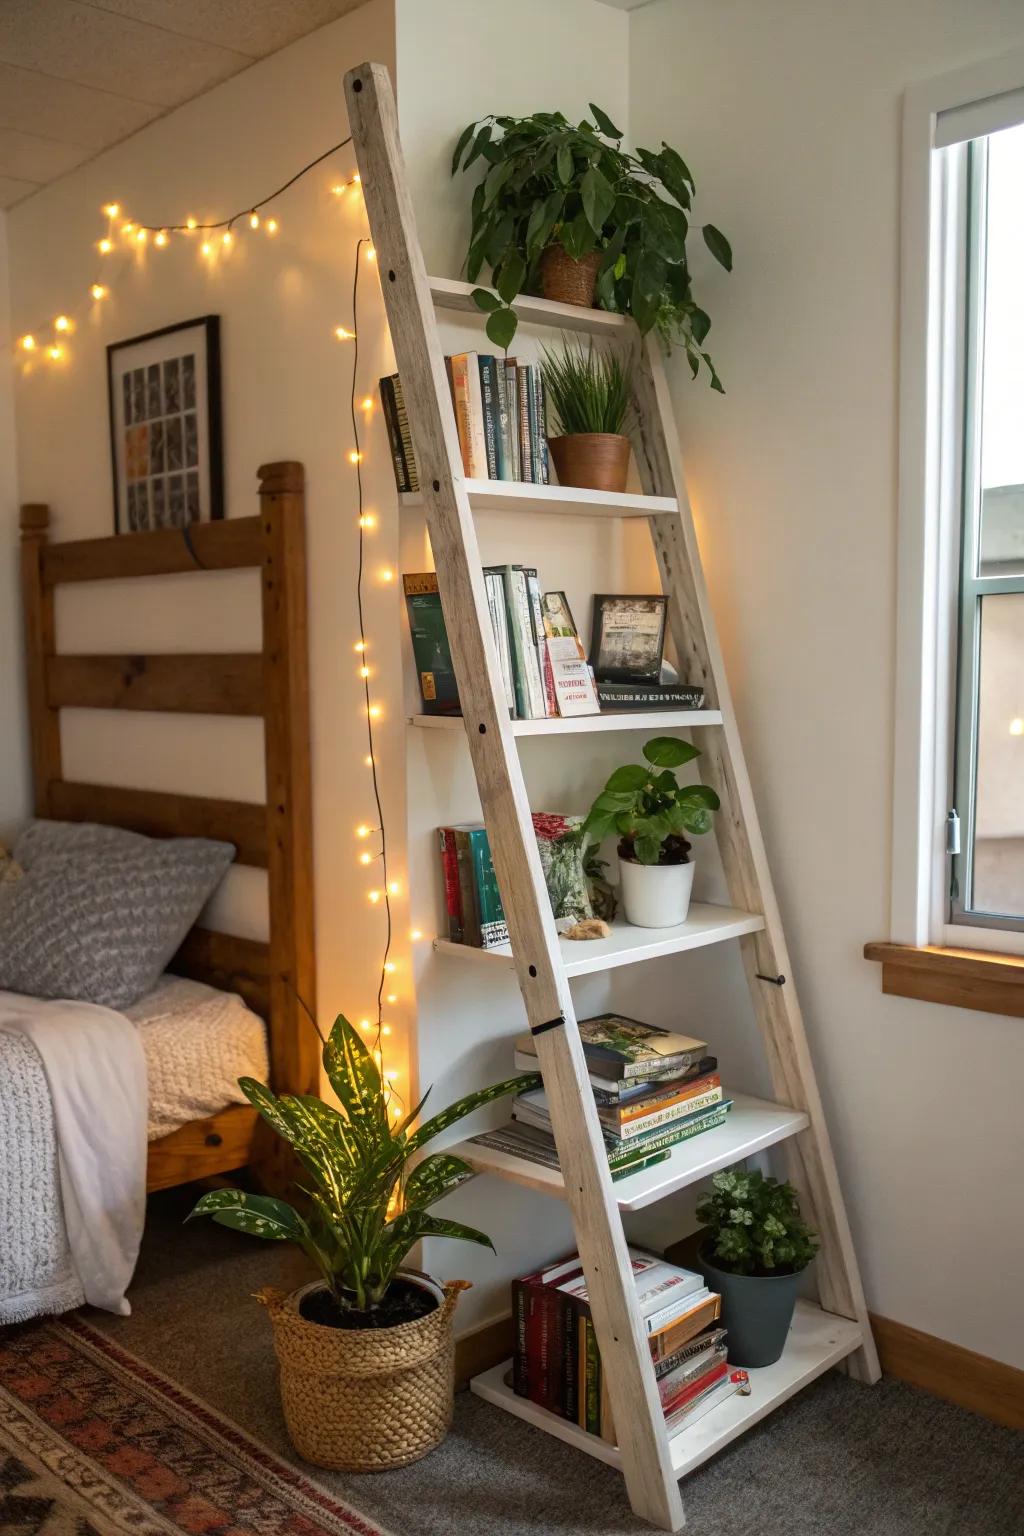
left=299, top=1277, right=438, bottom=1331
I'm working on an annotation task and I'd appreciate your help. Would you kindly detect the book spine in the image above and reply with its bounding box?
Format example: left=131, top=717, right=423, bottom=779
left=660, top=1361, right=729, bottom=1419
left=583, top=1315, right=601, bottom=1435
left=605, top=1105, right=730, bottom=1167
left=391, top=375, right=419, bottom=492
left=525, top=570, right=555, bottom=717
left=465, top=352, right=487, bottom=478
left=535, top=370, right=549, bottom=483
left=561, top=1293, right=579, bottom=1423
left=452, top=829, right=481, bottom=946
left=656, top=1344, right=728, bottom=1407
left=438, top=827, right=463, bottom=944
left=650, top=1294, right=722, bottom=1363
left=378, top=377, right=410, bottom=494
left=450, top=354, right=473, bottom=477
left=622, top=1047, right=706, bottom=1080
left=512, top=1280, right=528, bottom=1397
left=606, top=1087, right=724, bottom=1141
left=653, top=1328, right=727, bottom=1382
left=524, top=364, right=538, bottom=484
left=494, top=363, right=511, bottom=479
left=516, top=569, right=547, bottom=719
left=484, top=571, right=516, bottom=714
left=478, top=357, right=499, bottom=480
left=521, top=359, right=537, bottom=479
left=500, top=566, right=530, bottom=718
left=468, top=827, right=508, bottom=949
left=504, top=360, right=520, bottom=479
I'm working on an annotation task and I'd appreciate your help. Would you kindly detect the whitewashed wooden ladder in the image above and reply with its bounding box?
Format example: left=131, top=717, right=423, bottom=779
left=345, top=61, right=879, bottom=1533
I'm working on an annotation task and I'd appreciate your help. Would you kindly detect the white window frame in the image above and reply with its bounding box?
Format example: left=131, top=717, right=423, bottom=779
left=893, top=45, right=1024, bottom=957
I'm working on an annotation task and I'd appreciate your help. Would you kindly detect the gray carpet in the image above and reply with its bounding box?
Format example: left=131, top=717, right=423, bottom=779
left=84, top=1188, right=1024, bottom=1536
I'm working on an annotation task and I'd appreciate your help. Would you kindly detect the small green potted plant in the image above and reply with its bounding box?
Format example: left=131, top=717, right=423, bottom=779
left=582, top=735, right=719, bottom=928
left=189, top=1013, right=533, bottom=1472
left=451, top=104, right=731, bottom=387
left=541, top=337, right=635, bottom=492
left=695, top=1169, right=819, bottom=1367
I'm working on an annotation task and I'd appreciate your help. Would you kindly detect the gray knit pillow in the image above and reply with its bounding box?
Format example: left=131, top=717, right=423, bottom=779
left=0, top=829, right=234, bottom=1010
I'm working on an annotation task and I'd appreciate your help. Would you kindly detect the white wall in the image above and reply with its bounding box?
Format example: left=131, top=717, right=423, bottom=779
left=628, top=0, right=1024, bottom=1367
left=0, top=213, right=28, bottom=843
left=5, top=6, right=418, bottom=1101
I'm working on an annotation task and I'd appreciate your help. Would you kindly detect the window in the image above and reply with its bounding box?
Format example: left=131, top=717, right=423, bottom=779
left=951, top=124, right=1024, bottom=931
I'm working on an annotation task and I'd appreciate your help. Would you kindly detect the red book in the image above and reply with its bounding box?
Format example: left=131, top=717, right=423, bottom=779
left=660, top=1360, right=728, bottom=1419
left=438, top=828, right=462, bottom=943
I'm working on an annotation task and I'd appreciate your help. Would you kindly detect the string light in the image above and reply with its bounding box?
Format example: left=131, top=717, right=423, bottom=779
left=265, top=217, right=279, bottom=235
left=366, top=246, right=376, bottom=261
left=368, top=703, right=381, bottom=719
left=19, top=334, right=36, bottom=352
left=122, top=221, right=135, bottom=235
left=354, top=640, right=366, bottom=653
left=359, top=665, right=370, bottom=679
left=222, top=230, right=233, bottom=249
left=249, top=212, right=260, bottom=229
left=90, top=284, right=108, bottom=300
left=410, top=929, right=423, bottom=942
left=335, top=326, right=356, bottom=341
left=379, top=567, right=394, bottom=582
left=54, top=315, right=71, bottom=333
left=361, top=396, right=374, bottom=411
left=382, top=1024, right=393, bottom=1035
left=47, top=344, right=64, bottom=361
left=186, top=216, right=197, bottom=231
left=103, top=202, right=120, bottom=218
left=347, top=448, right=363, bottom=464
left=97, top=238, right=113, bottom=255
left=355, top=824, right=372, bottom=838
left=154, top=230, right=168, bottom=247
left=368, top=890, right=381, bottom=904
left=200, top=240, right=213, bottom=258
left=359, top=513, right=376, bottom=529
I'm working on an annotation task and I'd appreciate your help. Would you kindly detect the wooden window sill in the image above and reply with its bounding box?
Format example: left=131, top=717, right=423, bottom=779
left=864, top=942, right=1024, bottom=1018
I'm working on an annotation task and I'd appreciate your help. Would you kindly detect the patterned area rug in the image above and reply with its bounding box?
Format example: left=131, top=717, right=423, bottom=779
left=0, top=1315, right=392, bottom=1536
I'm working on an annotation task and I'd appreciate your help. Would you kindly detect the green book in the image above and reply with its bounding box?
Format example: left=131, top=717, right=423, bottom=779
left=465, top=825, right=508, bottom=949
left=403, top=573, right=459, bottom=716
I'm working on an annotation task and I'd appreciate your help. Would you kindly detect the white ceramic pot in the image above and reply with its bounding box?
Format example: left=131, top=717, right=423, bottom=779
left=618, top=857, right=695, bottom=928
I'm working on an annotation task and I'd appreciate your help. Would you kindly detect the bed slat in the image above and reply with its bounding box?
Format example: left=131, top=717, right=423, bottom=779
left=46, top=653, right=264, bottom=715
left=47, top=780, right=268, bottom=866
left=170, top=926, right=272, bottom=1019
left=41, top=515, right=265, bottom=585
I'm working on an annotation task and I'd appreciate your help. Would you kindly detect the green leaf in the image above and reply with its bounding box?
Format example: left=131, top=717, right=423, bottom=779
left=238, top=1078, right=295, bottom=1143
left=630, top=248, right=667, bottom=334
left=701, top=350, right=725, bottom=393
left=322, top=1013, right=386, bottom=1132
left=496, top=250, right=526, bottom=305
left=676, top=805, right=713, bottom=836
left=689, top=307, right=711, bottom=345
left=642, top=736, right=700, bottom=769
left=633, top=834, right=663, bottom=865
left=605, top=764, right=651, bottom=793
left=677, top=784, right=721, bottom=811
left=188, top=1189, right=309, bottom=1242
left=589, top=103, right=623, bottom=140
left=406, top=1073, right=536, bottom=1153
left=451, top=121, right=476, bottom=175
left=464, top=123, right=493, bottom=170
left=486, top=306, right=519, bottom=351
left=471, top=286, right=501, bottom=313
left=660, top=143, right=694, bottom=192
left=483, top=159, right=513, bottom=208
left=580, top=165, right=615, bottom=235
left=643, top=198, right=689, bottom=261
left=404, top=1152, right=475, bottom=1210
left=557, top=141, right=574, bottom=185
left=702, top=223, right=733, bottom=272
left=385, top=1210, right=495, bottom=1255
left=485, top=212, right=514, bottom=267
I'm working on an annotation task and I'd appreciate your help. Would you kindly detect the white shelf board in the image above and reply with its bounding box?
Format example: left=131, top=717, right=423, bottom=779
left=450, top=1093, right=809, bottom=1213
left=429, top=274, right=633, bottom=337
left=409, top=710, right=723, bottom=736
left=433, top=904, right=765, bottom=979
left=470, top=1301, right=863, bottom=1478
left=401, top=479, right=676, bottom=520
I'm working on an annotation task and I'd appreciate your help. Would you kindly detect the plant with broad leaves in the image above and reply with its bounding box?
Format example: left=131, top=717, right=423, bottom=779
left=451, top=104, right=731, bottom=386
left=581, top=735, right=720, bottom=866
left=696, top=1168, right=819, bottom=1277
left=188, top=1013, right=535, bottom=1314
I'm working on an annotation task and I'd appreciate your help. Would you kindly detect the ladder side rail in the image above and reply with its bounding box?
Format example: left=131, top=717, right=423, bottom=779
left=633, top=339, right=880, bottom=1384
left=344, top=63, right=686, bottom=1530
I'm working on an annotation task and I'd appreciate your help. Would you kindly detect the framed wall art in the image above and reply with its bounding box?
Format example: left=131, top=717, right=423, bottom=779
left=107, top=315, right=223, bottom=535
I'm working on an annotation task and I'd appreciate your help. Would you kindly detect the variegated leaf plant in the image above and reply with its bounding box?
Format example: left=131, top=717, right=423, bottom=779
left=188, top=1013, right=535, bottom=1314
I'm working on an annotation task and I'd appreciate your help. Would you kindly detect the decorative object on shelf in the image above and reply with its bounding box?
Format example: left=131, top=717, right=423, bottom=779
left=450, top=103, right=732, bottom=383
left=695, top=1169, right=819, bottom=1368
left=532, top=812, right=593, bottom=930
left=541, top=590, right=600, bottom=716
left=589, top=594, right=668, bottom=683
left=189, top=1013, right=533, bottom=1471
left=582, top=736, right=720, bottom=928
left=541, top=337, right=635, bottom=493
left=107, top=316, right=222, bottom=536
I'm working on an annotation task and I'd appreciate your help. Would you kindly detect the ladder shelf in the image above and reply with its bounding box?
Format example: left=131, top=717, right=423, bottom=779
left=346, top=61, right=879, bottom=1533
left=409, top=710, right=725, bottom=734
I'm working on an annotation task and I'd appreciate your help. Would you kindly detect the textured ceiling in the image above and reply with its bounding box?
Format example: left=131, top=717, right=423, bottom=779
left=0, top=0, right=369, bottom=209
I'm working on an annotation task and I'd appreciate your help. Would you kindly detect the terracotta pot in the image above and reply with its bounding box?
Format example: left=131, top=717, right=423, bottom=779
left=540, top=245, right=602, bottom=308
left=548, top=432, right=631, bottom=493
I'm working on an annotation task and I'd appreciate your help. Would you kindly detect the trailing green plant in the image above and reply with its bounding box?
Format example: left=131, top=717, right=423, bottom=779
left=696, top=1168, right=820, bottom=1277
left=541, top=337, right=635, bottom=437
left=188, top=1013, right=535, bottom=1316
left=582, top=735, right=719, bottom=866
left=451, top=104, right=731, bottom=386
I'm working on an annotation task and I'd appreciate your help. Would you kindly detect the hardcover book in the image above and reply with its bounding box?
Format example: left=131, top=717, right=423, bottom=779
left=403, top=572, right=459, bottom=715
left=516, top=1014, right=708, bottom=1081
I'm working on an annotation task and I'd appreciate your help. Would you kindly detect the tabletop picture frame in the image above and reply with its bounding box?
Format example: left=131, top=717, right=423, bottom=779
left=107, top=315, right=223, bottom=535
left=589, top=594, right=668, bottom=683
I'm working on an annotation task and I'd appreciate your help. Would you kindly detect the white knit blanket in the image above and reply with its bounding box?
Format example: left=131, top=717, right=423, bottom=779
left=0, top=992, right=147, bottom=1324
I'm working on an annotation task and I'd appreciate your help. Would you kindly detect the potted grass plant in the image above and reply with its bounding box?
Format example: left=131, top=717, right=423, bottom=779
left=451, top=104, right=731, bottom=387
left=189, top=1013, right=533, bottom=1472
left=696, top=1169, right=819, bottom=1367
left=582, top=735, right=719, bottom=928
left=541, top=338, right=635, bottom=492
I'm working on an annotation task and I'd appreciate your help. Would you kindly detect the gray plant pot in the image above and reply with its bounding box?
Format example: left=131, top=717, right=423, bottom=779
left=697, top=1243, right=807, bottom=1368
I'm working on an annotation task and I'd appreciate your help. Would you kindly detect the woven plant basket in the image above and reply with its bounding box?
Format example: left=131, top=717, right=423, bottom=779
left=256, top=1272, right=469, bottom=1472
left=540, top=245, right=602, bottom=308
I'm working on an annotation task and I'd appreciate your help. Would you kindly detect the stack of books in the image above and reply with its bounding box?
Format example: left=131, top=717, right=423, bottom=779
left=405, top=570, right=598, bottom=720
left=380, top=354, right=549, bottom=495
left=438, top=813, right=595, bottom=951
left=469, top=1014, right=732, bottom=1177
left=512, top=1248, right=750, bottom=1442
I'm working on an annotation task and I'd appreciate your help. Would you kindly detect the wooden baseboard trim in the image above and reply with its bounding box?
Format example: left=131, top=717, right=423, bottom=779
left=454, top=1311, right=514, bottom=1389
left=871, top=1313, right=1024, bottom=1430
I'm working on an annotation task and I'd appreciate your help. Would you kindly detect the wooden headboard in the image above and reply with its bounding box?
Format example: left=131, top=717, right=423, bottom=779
left=18, top=461, right=318, bottom=1193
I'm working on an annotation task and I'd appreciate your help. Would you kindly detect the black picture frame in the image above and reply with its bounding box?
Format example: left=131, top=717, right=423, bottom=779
left=106, top=315, right=223, bottom=535
left=589, top=594, right=668, bottom=683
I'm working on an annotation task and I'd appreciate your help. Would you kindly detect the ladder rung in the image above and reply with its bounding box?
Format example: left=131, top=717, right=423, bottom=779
left=429, top=274, right=633, bottom=337
left=450, top=1092, right=808, bottom=1213
left=402, top=480, right=677, bottom=520
left=434, top=904, right=765, bottom=979
left=409, top=710, right=724, bottom=736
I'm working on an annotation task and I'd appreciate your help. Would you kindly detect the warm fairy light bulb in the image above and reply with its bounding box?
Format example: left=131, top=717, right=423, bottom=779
left=388, top=882, right=400, bottom=896
left=54, top=315, right=71, bottom=332
left=359, top=852, right=372, bottom=865
left=1010, top=718, right=1024, bottom=736
left=384, top=961, right=396, bottom=974
left=331, top=184, right=345, bottom=196
left=359, top=665, right=370, bottom=679
left=249, top=212, right=260, bottom=229
left=359, top=1019, right=371, bottom=1031
left=386, top=993, right=397, bottom=1004
left=122, top=221, right=134, bottom=234
left=365, top=755, right=373, bottom=767
left=354, top=640, right=366, bottom=653
left=410, top=929, right=423, bottom=942
left=361, top=396, right=374, bottom=411
left=382, top=1023, right=393, bottom=1034
left=373, top=1050, right=383, bottom=1066
left=359, top=513, right=376, bottom=529
left=98, top=238, right=113, bottom=254
left=335, top=326, right=356, bottom=341
left=154, top=230, right=168, bottom=247
left=201, top=240, right=213, bottom=257
left=385, top=1069, right=398, bottom=1082
left=391, top=1104, right=401, bottom=1121
left=47, top=344, right=64, bottom=361
left=19, top=334, right=36, bottom=352
left=353, top=173, right=361, bottom=184
left=103, top=202, right=120, bottom=218
left=368, top=890, right=381, bottom=903
left=222, top=230, right=233, bottom=248
left=186, top=216, right=197, bottom=231
left=90, top=284, right=108, bottom=300
left=355, top=824, right=371, bottom=838
left=368, top=703, right=381, bottom=719
left=366, top=246, right=377, bottom=261
left=380, top=568, right=394, bottom=583
left=348, top=449, right=363, bottom=464
left=265, top=217, right=279, bottom=235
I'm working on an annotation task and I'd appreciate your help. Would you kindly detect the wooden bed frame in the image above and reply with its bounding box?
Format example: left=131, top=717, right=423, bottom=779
left=19, top=461, right=318, bottom=1193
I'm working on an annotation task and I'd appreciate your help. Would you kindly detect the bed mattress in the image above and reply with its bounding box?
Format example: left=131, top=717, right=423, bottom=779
left=124, top=974, right=269, bottom=1140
